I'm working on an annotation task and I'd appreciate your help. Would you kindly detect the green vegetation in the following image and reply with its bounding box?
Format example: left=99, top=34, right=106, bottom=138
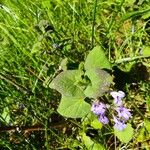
left=0, top=0, right=150, bottom=149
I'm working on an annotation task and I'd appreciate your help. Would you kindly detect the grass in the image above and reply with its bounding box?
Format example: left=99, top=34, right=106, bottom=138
left=0, top=0, right=150, bottom=149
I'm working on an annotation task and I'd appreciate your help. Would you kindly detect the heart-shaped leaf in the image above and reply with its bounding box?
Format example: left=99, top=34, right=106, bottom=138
left=84, top=68, right=113, bottom=98
left=49, top=70, right=85, bottom=98
left=114, top=123, right=134, bottom=143
left=84, top=46, right=111, bottom=70
left=57, top=96, right=91, bottom=118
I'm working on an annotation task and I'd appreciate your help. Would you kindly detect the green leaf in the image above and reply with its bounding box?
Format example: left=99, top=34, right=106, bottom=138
left=125, top=0, right=135, bottom=5
left=59, top=58, right=68, bottom=71
left=144, top=119, right=150, bottom=133
left=49, top=70, right=85, bottom=98
left=82, top=113, right=102, bottom=129
left=121, top=9, right=150, bottom=22
left=91, top=118, right=102, bottom=129
left=82, top=112, right=96, bottom=126
left=84, top=68, right=113, bottom=98
left=57, top=96, right=91, bottom=118
left=82, top=133, right=105, bottom=150
left=42, top=1, right=51, bottom=9
left=136, top=120, right=150, bottom=142
left=31, top=42, right=41, bottom=54
left=136, top=127, right=145, bottom=142
left=142, top=46, right=150, bottom=56
left=84, top=46, right=111, bottom=70
left=114, top=123, right=134, bottom=143
left=142, top=11, right=150, bottom=19
left=1, top=107, right=10, bottom=124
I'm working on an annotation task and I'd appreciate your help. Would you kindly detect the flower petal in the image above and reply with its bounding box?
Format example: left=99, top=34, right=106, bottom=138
left=115, top=107, right=132, bottom=121
left=110, top=91, right=125, bottom=99
left=99, top=115, right=109, bottom=124
left=113, top=116, right=126, bottom=131
left=91, top=102, right=106, bottom=115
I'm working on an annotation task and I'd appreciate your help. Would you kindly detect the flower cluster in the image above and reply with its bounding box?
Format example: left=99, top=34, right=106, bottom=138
left=110, top=91, right=131, bottom=131
left=91, top=101, right=109, bottom=124
left=91, top=91, right=132, bottom=131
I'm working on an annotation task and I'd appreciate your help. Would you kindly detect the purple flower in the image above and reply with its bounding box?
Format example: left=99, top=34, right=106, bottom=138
left=91, top=102, right=106, bottom=115
left=115, top=106, right=132, bottom=121
left=110, top=91, right=125, bottom=106
left=113, top=116, right=126, bottom=131
left=110, top=91, right=125, bottom=99
left=99, top=115, right=109, bottom=124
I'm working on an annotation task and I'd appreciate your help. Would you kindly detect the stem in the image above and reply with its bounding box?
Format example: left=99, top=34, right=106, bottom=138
left=132, top=102, right=145, bottom=119
left=114, top=55, right=150, bottom=64
left=0, top=123, right=67, bottom=132
left=91, top=0, right=97, bottom=49
left=0, top=73, right=31, bottom=94
left=45, top=120, right=51, bottom=149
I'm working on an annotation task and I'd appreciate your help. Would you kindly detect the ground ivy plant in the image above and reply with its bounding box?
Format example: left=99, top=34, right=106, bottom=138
left=49, top=46, right=112, bottom=118
left=49, top=46, right=133, bottom=145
